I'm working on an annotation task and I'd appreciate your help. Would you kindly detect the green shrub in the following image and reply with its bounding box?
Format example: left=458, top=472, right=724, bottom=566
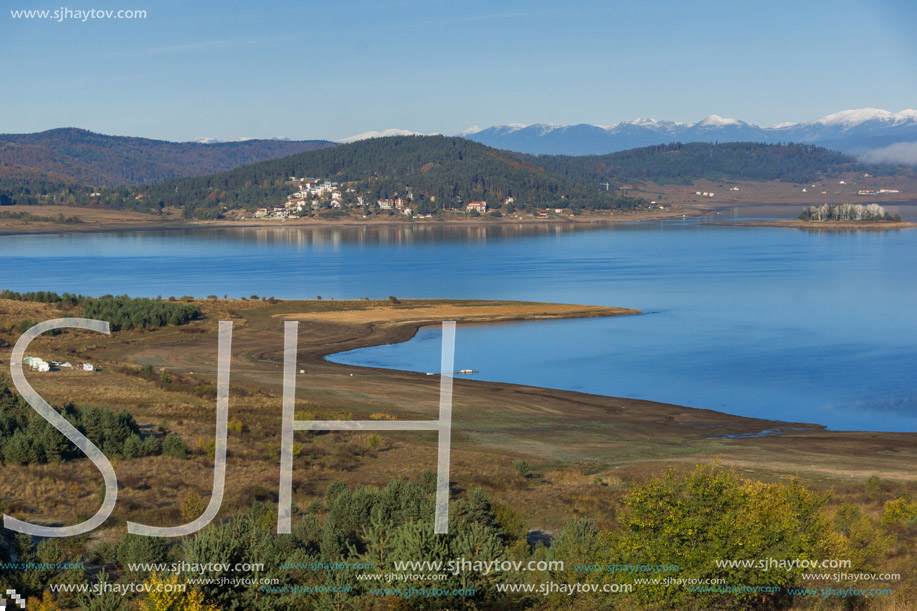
left=0, top=379, right=185, bottom=465
left=1, top=291, right=200, bottom=330
left=161, top=434, right=188, bottom=460
left=615, top=465, right=829, bottom=608
left=122, top=434, right=143, bottom=458
left=80, top=295, right=200, bottom=331
left=116, top=534, right=171, bottom=573
left=883, top=497, right=917, bottom=525
left=825, top=503, right=892, bottom=571
left=227, top=419, right=245, bottom=434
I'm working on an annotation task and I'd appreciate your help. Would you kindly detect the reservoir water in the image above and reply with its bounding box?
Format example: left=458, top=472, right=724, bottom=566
left=1, top=205, right=915, bottom=431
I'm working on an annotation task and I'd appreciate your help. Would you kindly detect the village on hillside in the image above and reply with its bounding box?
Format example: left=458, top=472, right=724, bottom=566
left=246, top=177, right=564, bottom=221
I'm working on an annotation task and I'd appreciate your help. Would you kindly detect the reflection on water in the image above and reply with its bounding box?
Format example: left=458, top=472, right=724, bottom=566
left=117, top=221, right=597, bottom=247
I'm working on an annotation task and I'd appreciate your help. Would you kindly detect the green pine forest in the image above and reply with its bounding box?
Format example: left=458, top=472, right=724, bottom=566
left=521, top=142, right=876, bottom=185
left=137, top=136, right=644, bottom=219
left=0, top=136, right=891, bottom=220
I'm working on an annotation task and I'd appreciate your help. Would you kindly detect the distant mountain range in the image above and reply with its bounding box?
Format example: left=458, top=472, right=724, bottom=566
left=0, top=128, right=335, bottom=186
left=3, top=109, right=915, bottom=192
left=459, top=109, right=917, bottom=161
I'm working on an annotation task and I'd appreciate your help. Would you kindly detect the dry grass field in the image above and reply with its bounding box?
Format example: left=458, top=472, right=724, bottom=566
left=626, top=172, right=917, bottom=209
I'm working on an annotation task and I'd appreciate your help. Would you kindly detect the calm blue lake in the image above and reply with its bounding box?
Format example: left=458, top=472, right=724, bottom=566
left=1, top=204, right=915, bottom=431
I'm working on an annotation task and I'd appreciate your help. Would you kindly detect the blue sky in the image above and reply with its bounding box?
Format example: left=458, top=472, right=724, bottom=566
left=1, top=0, right=915, bottom=141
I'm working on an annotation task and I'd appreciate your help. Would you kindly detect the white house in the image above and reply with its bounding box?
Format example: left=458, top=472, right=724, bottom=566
left=27, top=357, right=50, bottom=372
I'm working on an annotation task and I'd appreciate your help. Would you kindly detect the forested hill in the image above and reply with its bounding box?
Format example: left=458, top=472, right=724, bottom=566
left=0, top=128, right=334, bottom=186
left=520, top=142, right=874, bottom=185
left=2, top=137, right=899, bottom=217
left=130, top=136, right=641, bottom=217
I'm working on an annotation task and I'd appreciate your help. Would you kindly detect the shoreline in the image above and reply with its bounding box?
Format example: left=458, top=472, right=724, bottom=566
left=241, top=300, right=917, bottom=480
left=708, top=219, right=917, bottom=230
left=9, top=296, right=917, bottom=480
left=4, top=171, right=917, bottom=237
left=315, top=312, right=828, bottom=437
left=8, top=203, right=914, bottom=238
left=0, top=210, right=689, bottom=237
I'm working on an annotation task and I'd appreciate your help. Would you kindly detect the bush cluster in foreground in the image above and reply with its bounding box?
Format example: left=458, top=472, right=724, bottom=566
left=1, top=461, right=909, bottom=610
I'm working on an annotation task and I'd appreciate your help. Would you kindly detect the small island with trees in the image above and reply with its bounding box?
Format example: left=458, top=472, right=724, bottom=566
left=798, top=203, right=900, bottom=222
left=715, top=203, right=916, bottom=230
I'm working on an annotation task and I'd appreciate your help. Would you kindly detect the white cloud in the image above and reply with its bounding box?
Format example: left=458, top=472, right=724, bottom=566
left=860, top=142, right=917, bottom=166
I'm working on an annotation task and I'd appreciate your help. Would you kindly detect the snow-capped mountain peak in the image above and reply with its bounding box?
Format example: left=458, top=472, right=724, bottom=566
left=339, top=129, right=431, bottom=143
left=814, top=108, right=917, bottom=128
left=490, top=123, right=529, bottom=134
left=484, top=123, right=569, bottom=136
left=816, top=108, right=896, bottom=127
left=189, top=136, right=266, bottom=144
left=457, top=125, right=483, bottom=137
left=695, top=114, right=742, bottom=127
left=620, top=117, right=660, bottom=127
left=608, top=118, right=687, bottom=131
left=534, top=123, right=564, bottom=135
